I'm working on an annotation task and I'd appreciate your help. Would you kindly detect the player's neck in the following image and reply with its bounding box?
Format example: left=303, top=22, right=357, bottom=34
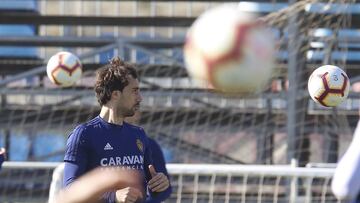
left=99, top=106, right=124, bottom=125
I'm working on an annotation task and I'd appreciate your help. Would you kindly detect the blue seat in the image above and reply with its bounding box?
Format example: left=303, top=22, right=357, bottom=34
left=99, top=33, right=185, bottom=64
left=32, top=133, right=65, bottom=162
left=0, top=0, right=37, bottom=11
left=0, top=0, right=38, bottom=58
left=9, top=134, right=30, bottom=161
left=99, top=48, right=116, bottom=64
left=135, top=33, right=185, bottom=65
left=338, top=29, right=360, bottom=49
left=237, top=2, right=288, bottom=13
left=162, top=147, right=173, bottom=163
left=158, top=34, right=185, bottom=64
left=171, top=48, right=184, bottom=64
left=134, top=34, right=152, bottom=64
left=0, top=25, right=38, bottom=58
left=98, top=34, right=117, bottom=63
left=0, top=133, right=4, bottom=147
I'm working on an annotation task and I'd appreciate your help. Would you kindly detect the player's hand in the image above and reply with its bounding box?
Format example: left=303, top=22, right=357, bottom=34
left=115, top=187, right=143, bottom=203
left=148, top=165, right=170, bottom=192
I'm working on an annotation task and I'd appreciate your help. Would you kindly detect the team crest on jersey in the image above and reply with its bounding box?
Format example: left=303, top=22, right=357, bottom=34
left=136, top=139, right=143, bottom=152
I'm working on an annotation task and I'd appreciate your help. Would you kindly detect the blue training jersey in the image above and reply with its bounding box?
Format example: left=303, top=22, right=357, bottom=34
left=146, top=138, right=172, bottom=202
left=64, top=116, right=154, bottom=202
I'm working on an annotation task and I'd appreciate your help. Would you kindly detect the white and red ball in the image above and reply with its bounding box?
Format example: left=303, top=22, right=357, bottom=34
left=46, top=51, right=82, bottom=87
left=308, top=65, right=350, bottom=107
left=183, top=4, right=275, bottom=93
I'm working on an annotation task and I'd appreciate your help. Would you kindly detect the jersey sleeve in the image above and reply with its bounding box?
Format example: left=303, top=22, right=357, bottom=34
left=63, top=125, right=89, bottom=186
left=64, top=162, right=116, bottom=203
left=145, top=138, right=172, bottom=203
left=148, top=138, right=170, bottom=177
left=332, top=120, right=360, bottom=200
left=143, top=134, right=154, bottom=182
left=64, top=125, right=89, bottom=163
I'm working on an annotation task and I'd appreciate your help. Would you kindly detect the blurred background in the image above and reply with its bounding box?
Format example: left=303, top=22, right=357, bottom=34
left=0, top=0, right=359, bottom=202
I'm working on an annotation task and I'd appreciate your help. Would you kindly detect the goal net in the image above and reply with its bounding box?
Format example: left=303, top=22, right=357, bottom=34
left=0, top=0, right=357, bottom=202
left=1, top=162, right=337, bottom=203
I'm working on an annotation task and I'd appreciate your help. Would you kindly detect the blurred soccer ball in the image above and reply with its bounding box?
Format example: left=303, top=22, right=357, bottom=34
left=183, top=4, right=275, bottom=93
left=46, top=51, right=82, bottom=87
left=308, top=65, right=350, bottom=107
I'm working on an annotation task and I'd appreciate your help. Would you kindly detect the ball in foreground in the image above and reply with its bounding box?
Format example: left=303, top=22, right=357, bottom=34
left=46, top=51, right=82, bottom=87
left=308, top=65, right=350, bottom=107
left=183, top=4, right=276, bottom=93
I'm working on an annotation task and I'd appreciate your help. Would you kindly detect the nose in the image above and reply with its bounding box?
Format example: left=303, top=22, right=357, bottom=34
left=137, top=93, right=143, bottom=102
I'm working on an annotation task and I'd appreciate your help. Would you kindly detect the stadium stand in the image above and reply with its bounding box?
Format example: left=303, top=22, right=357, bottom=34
left=0, top=0, right=359, bottom=202
left=0, top=0, right=39, bottom=58
left=0, top=0, right=357, bottom=161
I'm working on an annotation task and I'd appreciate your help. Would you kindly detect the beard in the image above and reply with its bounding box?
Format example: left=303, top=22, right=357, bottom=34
left=122, top=104, right=140, bottom=117
left=115, top=101, right=140, bottom=118
left=124, top=110, right=136, bottom=117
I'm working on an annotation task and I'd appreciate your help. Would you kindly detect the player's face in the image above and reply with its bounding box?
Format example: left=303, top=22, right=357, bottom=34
left=116, top=76, right=142, bottom=117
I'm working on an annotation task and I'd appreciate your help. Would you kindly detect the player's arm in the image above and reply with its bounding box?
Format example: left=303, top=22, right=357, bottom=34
left=56, top=167, right=143, bottom=203
left=63, top=125, right=89, bottom=187
left=63, top=162, right=88, bottom=186
left=63, top=126, right=118, bottom=203
left=65, top=167, right=142, bottom=203
left=48, top=163, right=65, bottom=203
left=144, top=138, right=171, bottom=203
left=332, top=120, right=360, bottom=200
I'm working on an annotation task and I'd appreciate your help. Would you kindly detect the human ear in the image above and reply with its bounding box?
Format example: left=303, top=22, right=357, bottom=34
left=111, top=90, right=121, bottom=99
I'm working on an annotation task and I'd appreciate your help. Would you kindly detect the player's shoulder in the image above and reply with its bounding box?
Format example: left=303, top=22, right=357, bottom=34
left=147, top=137, right=158, bottom=147
left=78, top=116, right=102, bottom=129
left=70, top=117, right=102, bottom=137
left=124, top=122, right=145, bottom=131
left=124, top=122, right=147, bottom=136
left=84, top=116, right=103, bottom=128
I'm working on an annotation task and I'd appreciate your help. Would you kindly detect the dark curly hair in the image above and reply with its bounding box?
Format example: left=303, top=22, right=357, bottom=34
left=94, top=57, right=138, bottom=106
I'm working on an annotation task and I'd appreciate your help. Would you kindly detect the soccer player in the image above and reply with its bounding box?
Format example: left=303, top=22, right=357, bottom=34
left=0, top=148, right=5, bottom=169
left=50, top=139, right=172, bottom=203
left=331, top=111, right=360, bottom=202
left=63, top=57, right=170, bottom=203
